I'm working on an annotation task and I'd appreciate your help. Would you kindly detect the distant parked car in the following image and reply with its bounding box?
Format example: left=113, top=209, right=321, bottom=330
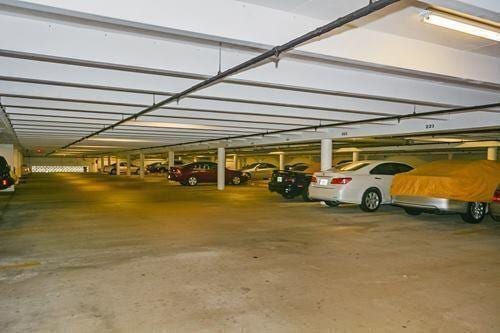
left=147, top=162, right=169, bottom=174
left=392, top=160, right=500, bottom=223
left=104, top=162, right=140, bottom=175
left=309, top=161, right=413, bottom=212
left=284, top=163, right=308, bottom=171
left=0, top=156, right=15, bottom=190
left=168, top=162, right=248, bottom=186
left=268, top=163, right=320, bottom=201
left=240, top=163, right=277, bottom=180
left=491, top=188, right=500, bottom=222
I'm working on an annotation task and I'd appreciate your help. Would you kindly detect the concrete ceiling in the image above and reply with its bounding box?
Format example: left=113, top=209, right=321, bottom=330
left=0, top=0, right=498, bottom=157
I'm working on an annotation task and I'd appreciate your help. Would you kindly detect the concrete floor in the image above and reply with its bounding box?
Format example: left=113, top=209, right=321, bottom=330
left=1, top=173, right=499, bottom=332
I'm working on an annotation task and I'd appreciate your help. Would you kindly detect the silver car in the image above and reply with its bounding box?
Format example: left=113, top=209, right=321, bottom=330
left=240, top=163, right=277, bottom=180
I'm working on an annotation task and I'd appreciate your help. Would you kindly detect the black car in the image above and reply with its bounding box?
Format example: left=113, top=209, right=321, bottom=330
left=146, top=162, right=169, bottom=174
left=0, top=156, right=14, bottom=190
left=268, top=163, right=320, bottom=201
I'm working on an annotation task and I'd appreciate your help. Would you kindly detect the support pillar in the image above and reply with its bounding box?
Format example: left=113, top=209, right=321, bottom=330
left=126, top=155, right=131, bottom=176
left=352, top=151, right=360, bottom=162
left=233, top=154, right=238, bottom=169
left=107, top=156, right=111, bottom=167
left=100, top=156, right=104, bottom=173
left=448, top=152, right=454, bottom=160
left=139, top=152, right=145, bottom=179
left=115, top=156, right=120, bottom=175
left=217, top=147, right=225, bottom=191
left=279, top=153, right=285, bottom=170
left=168, top=150, right=175, bottom=169
left=321, top=139, right=333, bottom=171
left=487, top=147, right=498, bottom=161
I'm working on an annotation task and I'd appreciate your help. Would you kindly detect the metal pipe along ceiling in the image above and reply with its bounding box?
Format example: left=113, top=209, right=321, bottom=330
left=51, top=0, right=401, bottom=154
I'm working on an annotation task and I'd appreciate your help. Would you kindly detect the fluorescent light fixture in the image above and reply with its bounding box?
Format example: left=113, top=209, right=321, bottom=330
left=125, top=120, right=221, bottom=130
left=422, top=10, right=500, bottom=42
left=87, top=137, right=152, bottom=143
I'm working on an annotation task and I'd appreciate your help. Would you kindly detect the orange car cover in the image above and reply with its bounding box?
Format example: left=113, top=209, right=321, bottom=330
left=391, top=160, right=500, bottom=202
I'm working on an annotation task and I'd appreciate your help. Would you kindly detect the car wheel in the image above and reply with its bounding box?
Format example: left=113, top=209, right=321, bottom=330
left=360, top=188, right=381, bottom=212
left=187, top=176, right=198, bottom=186
left=404, top=207, right=422, bottom=216
left=324, top=200, right=340, bottom=207
left=231, top=176, right=242, bottom=185
left=159, top=168, right=166, bottom=174
left=461, top=202, right=487, bottom=224
left=110, top=169, right=116, bottom=175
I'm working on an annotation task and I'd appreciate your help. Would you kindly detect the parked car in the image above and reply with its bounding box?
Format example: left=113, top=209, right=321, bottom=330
left=147, top=162, right=169, bottom=174
left=240, top=162, right=277, bottom=180
left=168, top=162, right=248, bottom=186
left=491, top=188, right=500, bottom=222
left=268, top=163, right=320, bottom=201
left=309, top=161, right=413, bottom=212
left=392, top=160, right=500, bottom=223
left=0, top=156, right=15, bottom=190
left=284, top=163, right=308, bottom=171
left=104, top=162, right=140, bottom=175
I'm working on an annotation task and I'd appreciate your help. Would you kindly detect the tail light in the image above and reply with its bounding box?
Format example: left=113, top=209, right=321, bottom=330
left=493, top=190, right=500, bottom=203
left=286, top=177, right=296, bottom=184
left=2, top=179, right=8, bottom=186
left=331, top=177, right=352, bottom=185
left=311, top=176, right=317, bottom=183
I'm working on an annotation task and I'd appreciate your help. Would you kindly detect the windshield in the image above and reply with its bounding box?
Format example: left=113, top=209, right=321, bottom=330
left=338, top=162, right=371, bottom=172
left=241, top=163, right=259, bottom=169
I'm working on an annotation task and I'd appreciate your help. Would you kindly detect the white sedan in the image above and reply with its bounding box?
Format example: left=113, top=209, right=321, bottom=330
left=308, top=161, right=413, bottom=212
left=240, top=162, right=277, bottom=180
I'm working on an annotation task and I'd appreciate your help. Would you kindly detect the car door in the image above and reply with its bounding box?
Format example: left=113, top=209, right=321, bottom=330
left=369, top=163, right=398, bottom=203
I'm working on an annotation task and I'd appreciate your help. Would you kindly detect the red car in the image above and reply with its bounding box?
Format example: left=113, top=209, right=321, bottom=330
left=168, top=162, right=248, bottom=186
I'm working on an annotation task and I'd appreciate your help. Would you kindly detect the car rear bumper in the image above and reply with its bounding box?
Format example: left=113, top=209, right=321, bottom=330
left=268, top=182, right=303, bottom=196
left=392, top=195, right=469, bottom=213
left=308, top=185, right=339, bottom=201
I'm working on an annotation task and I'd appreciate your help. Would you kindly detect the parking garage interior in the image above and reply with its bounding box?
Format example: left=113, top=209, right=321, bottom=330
left=0, top=0, right=499, bottom=332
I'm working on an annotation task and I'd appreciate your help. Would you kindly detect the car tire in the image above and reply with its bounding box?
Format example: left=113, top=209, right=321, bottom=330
left=461, top=202, right=487, bottom=224
left=324, top=200, right=340, bottom=207
left=187, top=176, right=198, bottom=186
left=360, top=188, right=382, bottom=212
left=404, top=207, right=422, bottom=216
left=231, top=176, right=242, bottom=185
left=110, top=169, right=116, bottom=175
left=159, top=168, right=166, bottom=174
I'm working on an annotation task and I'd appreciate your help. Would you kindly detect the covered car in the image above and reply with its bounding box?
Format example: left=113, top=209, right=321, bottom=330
left=391, top=160, right=500, bottom=223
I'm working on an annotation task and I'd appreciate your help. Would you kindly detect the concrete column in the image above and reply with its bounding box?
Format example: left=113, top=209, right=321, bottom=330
left=320, top=139, right=333, bottom=171
left=115, top=156, right=120, bottom=175
left=233, top=154, right=238, bottom=169
left=168, top=151, right=175, bottom=169
left=139, top=152, right=145, bottom=179
left=279, top=153, right=285, bottom=170
left=352, top=151, right=360, bottom=162
left=487, top=147, right=498, bottom=161
left=126, top=155, right=131, bottom=176
left=217, top=147, right=225, bottom=191
left=107, top=156, right=111, bottom=167
left=448, top=152, right=453, bottom=160
left=100, top=156, right=104, bottom=173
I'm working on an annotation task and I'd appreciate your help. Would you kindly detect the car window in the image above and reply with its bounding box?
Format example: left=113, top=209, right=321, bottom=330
left=293, top=165, right=308, bottom=171
left=370, top=163, right=398, bottom=175
left=339, top=162, right=370, bottom=172
left=395, top=163, right=413, bottom=174
left=242, top=163, right=259, bottom=169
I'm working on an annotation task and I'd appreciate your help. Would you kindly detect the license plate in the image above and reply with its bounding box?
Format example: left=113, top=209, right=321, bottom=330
left=277, top=176, right=283, bottom=182
left=319, top=178, right=328, bottom=186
